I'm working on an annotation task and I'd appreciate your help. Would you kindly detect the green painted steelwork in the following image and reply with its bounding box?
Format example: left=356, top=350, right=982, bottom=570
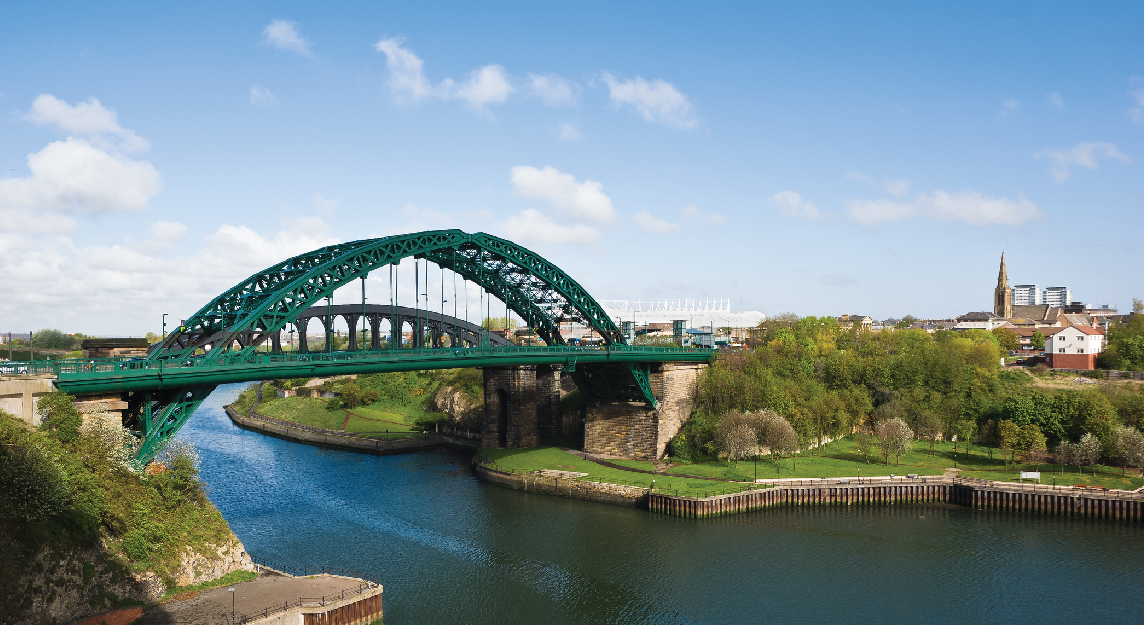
left=8, top=230, right=714, bottom=465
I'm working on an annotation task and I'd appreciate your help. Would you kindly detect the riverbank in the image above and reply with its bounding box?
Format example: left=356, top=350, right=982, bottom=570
left=225, top=404, right=471, bottom=455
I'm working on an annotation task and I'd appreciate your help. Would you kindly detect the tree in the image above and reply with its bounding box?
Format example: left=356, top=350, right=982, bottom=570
left=956, top=420, right=978, bottom=457
left=998, top=420, right=1021, bottom=468
left=854, top=429, right=876, bottom=464
left=1031, top=331, right=1046, bottom=351
left=875, top=417, right=914, bottom=466
left=716, top=411, right=758, bottom=467
left=1111, top=425, right=1144, bottom=477
left=481, top=316, right=519, bottom=330
left=1135, top=298, right=1144, bottom=315
left=340, top=382, right=362, bottom=409
left=758, top=411, right=799, bottom=469
left=1054, top=441, right=1077, bottom=474
left=992, top=327, right=1021, bottom=353
left=1077, top=433, right=1102, bottom=475
left=916, top=412, right=942, bottom=457
left=1019, top=423, right=1048, bottom=470
left=37, top=391, right=82, bottom=443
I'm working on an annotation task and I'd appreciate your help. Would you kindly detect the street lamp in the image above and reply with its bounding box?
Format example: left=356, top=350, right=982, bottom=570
left=228, top=587, right=235, bottom=621
left=162, top=313, right=167, bottom=341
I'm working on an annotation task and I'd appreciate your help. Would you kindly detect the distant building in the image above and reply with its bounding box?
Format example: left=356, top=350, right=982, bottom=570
left=81, top=338, right=149, bottom=359
left=1043, top=286, right=1072, bottom=307
left=955, top=312, right=1007, bottom=331
left=837, top=315, right=873, bottom=329
left=1046, top=325, right=1104, bottom=369
left=1012, top=284, right=1041, bottom=305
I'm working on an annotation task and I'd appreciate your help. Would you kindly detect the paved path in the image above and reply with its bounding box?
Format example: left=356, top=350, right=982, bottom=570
left=136, top=573, right=369, bottom=625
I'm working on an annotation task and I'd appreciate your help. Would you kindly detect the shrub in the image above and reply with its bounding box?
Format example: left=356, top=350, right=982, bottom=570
left=37, top=391, right=82, bottom=443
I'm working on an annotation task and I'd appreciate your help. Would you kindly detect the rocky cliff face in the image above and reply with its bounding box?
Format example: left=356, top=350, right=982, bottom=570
left=16, top=535, right=253, bottom=625
left=427, top=385, right=481, bottom=427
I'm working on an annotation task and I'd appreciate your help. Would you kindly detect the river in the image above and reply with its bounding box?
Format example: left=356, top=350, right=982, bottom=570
left=181, top=385, right=1143, bottom=624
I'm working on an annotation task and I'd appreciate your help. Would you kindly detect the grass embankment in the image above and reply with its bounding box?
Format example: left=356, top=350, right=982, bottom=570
left=483, top=446, right=763, bottom=498
left=483, top=436, right=1144, bottom=498
left=236, top=385, right=433, bottom=439
left=666, top=436, right=1144, bottom=491
left=0, top=396, right=237, bottom=619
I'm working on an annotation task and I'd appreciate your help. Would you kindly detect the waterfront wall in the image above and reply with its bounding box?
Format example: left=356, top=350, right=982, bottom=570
left=649, top=477, right=1144, bottom=520
left=474, top=464, right=650, bottom=507
left=244, top=587, right=383, bottom=625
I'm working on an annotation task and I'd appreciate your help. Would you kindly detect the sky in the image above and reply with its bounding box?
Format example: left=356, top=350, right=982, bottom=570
left=2, top=1, right=1143, bottom=336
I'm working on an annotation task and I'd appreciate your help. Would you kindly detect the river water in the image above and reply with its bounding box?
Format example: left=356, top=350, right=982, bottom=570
left=181, top=385, right=1143, bottom=624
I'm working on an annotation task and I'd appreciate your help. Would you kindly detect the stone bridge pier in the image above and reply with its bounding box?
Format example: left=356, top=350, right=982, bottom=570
left=481, top=362, right=706, bottom=460
left=482, top=365, right=562, bottom=449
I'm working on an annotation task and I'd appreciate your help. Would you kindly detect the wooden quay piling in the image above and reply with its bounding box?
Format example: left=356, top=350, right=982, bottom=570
left=648, top=476, right=1143, bottom=521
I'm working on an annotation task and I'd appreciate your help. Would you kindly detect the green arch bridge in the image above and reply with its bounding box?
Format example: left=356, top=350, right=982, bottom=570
left=12, top=230, right=711, bottom=465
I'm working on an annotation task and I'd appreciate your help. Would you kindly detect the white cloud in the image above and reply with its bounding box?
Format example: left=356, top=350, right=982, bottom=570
left=147, top=220, right=188, bottom=243
left=26, top=94, right=148, bottom=151
left=633, top=211, right=680, bottom=234
left=501, top=209, right=600, bottom=245
left=510, top=166, right=615, bottom=224
left=1001, top=98, right=1019, bottom=114
left=845, top=172, right=910, bottom=198
left=250, top=85, right=278, bottom=107
left=374, top=37, right=436, bottom=102
left=771, top=191, right=821, bottom=220
left=680, top=204, right=724, bottom=225
left=529, top=73, right=577, bottom=106
left=264, top=20, right=312, bottom=56
left=1049, top=91, right=1063, bottom=108
left=0, top=138, right=161, bottom=234
left=1034, top=141, right=1131, bottom=182
left=1129, top=88, right=1144, bottom=125
left=846, top=190, right=1042, bottom=226
left=600, top=72, right=698, bottom=129
left=312, top=194, right=337, bottom=215
left=557, top=122, right=582, bottom=141
left=374, top=38, right=512, bottom=115
left=0, top=217, right=338, bottom=334
left=454, top=65, right=513, bottom=113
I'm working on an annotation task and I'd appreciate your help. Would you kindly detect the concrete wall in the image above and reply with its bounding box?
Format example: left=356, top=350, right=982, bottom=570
left=584, top=362, right=704, bottom=460
left=0, top=374, right=57, bottom=425
left=475, top=464, right=649, bottom=508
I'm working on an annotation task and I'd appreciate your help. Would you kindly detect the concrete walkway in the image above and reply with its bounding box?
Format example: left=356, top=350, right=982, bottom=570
left=137, top=573, right=370, bottom=625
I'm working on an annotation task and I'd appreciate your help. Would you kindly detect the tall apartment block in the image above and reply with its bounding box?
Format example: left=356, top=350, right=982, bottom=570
left=1043, top=286, right=1072, bottom=307
left=1012, top=284, right=1041, bottom=306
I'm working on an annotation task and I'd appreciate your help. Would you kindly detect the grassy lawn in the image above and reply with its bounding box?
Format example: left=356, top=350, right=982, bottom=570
left=257, top=397, right=345, bottom=430
left=344, top=412, right=419, bottom=433
left=663, top=436, right=1144, bottom=491
left=482, top=446, right=762, bottom=498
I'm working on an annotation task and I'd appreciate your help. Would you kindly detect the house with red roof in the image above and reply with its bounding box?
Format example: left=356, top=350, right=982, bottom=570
left=1045, top=324, right=1105, bottom=369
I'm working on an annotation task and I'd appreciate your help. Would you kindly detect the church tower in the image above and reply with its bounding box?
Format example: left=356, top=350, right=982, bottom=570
left=994, top=252, right=1012, bottom=318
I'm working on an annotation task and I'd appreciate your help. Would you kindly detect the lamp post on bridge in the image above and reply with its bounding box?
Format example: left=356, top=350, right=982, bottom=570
left=162, top=313, right=167, bottom=342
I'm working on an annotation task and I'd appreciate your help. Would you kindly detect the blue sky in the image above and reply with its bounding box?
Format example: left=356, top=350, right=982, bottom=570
left=2, top=2, right=1142, bottom=335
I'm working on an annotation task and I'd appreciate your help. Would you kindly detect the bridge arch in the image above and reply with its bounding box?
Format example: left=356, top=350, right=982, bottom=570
left=153, top=230, right=624, bottom=362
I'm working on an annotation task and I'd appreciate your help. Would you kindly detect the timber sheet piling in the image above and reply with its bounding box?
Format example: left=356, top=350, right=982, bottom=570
left=649, top=478, right=1142, bottom=521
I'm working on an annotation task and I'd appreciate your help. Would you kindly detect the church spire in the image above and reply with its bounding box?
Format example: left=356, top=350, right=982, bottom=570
left=994, top=252, right=1012, bottom=318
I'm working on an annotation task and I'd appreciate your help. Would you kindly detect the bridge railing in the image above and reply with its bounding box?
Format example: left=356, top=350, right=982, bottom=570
left=5, top=344, right=712, bottom=377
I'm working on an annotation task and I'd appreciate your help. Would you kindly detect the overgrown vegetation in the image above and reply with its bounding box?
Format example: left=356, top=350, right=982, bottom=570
left=669, top=315, right=1144, bottom=477
left=0, top=395, right=234, bottom=620
left=1098, top=309, right=1144, bottom=371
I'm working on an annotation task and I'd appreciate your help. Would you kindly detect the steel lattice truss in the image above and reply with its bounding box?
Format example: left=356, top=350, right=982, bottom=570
left=153, top=230, right=623, bottom=361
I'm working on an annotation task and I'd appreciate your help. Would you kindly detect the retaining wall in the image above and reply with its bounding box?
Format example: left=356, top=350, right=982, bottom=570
left=649, top=477, right=1144, bottom=520
left=474, top=464, right=649, bottom=507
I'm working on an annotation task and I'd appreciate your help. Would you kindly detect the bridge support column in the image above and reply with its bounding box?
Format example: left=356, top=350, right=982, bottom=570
left=271, top=330, right=282, bottom=353
left=343, top=313, right=362, bottom=351
left=482, top=366, right=560, bottom=449
left=582, top=362, right=705, bottom=460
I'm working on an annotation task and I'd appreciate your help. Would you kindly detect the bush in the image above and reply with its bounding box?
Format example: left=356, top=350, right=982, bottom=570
left=37, top=391, right=82, bottom=443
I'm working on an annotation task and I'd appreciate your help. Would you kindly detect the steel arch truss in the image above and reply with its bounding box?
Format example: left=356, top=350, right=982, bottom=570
left=153, top=230, right=624, bottom=362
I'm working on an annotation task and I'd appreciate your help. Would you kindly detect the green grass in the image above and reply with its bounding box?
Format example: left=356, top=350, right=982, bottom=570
left=257, top=397, right=345, bottom=430
left=482, top=446, right=763, bottom=498
left=160, top=569, right=258, bottom=601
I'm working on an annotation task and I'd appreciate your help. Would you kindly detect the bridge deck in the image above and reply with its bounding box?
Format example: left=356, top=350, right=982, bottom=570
left=4, top=346, right=713, bottom=395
